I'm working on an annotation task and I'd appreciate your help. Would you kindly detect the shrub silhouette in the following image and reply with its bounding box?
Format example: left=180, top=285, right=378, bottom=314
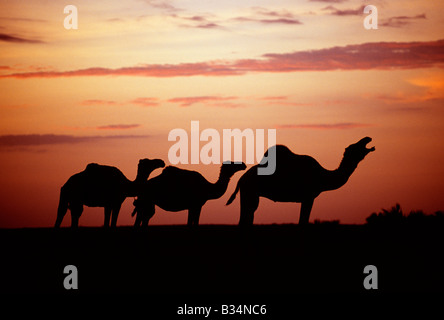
left=366, top=204, right=444, bottom=227
left=406, top=210, right=427, bottom=224
left=313, top=219, right=340, bottom=225
left=366, top=203, right=404, bottom=226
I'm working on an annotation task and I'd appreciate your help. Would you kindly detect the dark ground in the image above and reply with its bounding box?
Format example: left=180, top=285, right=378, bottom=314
left=1, top=223, right=442, bottom=295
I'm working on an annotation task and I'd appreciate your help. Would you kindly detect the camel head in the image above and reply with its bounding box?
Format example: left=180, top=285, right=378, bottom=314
left=343, top=137, right=375, bottom=165
left=220, top=161, right=247, bottom=177
left=137, top=158, right=166, bottom=180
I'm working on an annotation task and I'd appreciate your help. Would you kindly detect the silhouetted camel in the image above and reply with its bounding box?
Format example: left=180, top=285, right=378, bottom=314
left=132, top=161, right=247, bottom=227
left=226, top=137, right=375, bottom=226
left=55, top=158, right=165, bottom=228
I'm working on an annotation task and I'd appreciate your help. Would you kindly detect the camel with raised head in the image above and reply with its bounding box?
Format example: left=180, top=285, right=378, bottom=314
left=132, top=161, right=247, bottom=227
left=55, top=158, right=165, bottom=228
left=226, top=137, right=375, bottom=226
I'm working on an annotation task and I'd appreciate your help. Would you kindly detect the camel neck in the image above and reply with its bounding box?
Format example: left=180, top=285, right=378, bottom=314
left=322, top=157, right=357, bottom=192
left=208, top=170, right=231, bottom=200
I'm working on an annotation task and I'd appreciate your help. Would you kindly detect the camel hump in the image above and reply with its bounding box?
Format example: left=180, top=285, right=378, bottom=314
left=85, top=163, right=100, bottom=170
left=161, top=166, right=184, bottom=178
left=262, top=144, right=297, bottom=160
left=85, top=162, right=119, bottom=172
left=162, top=165, right=201, bottom=176
left=84, top=162, right=126, bottom=180
left=162, top=166, right=182, bottom=174
left=261, top=145, right=321, bottom=171
left=162, top=166, right=204, bottom=181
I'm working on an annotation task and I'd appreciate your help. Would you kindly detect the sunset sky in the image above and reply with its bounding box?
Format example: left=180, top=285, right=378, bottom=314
left=1, top=0, right=443, bottom=228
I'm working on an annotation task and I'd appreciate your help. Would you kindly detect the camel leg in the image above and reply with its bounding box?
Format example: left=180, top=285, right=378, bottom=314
left=140, top=204, right=155, bottom=228
left=55, top=188, right=68, bottom=228
left=110, top=203, right=122, bottom=227
left=299, top=199, right=314, bottom=225
left=239, top=191, right=259, bottom=227
left=187, top=207, right=202, bottom=227
left=104, top=207, right=111, bottom=227
left=134, top=209, right=142, bottom=227
left=70, top=204, right=83, bottom=228
left=55, top=204, right=68, bottom=228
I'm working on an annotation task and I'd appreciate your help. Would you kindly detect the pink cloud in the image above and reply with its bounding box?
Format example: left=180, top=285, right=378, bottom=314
left=2, top=62, right=241, bottom=78
left=234, top=7, right=302, bottom=25
left=81, top=99, right=120, bottom=106
left=321, top=5, right=366, bottom=16
left=234, top=16, right=302, bottom=25
left=130, top=97, right=160, bottom=107
left=2, top=40, right=443, bottom=79
left=143, top=0, right=181, bottom=12
left=174, top=14, right=224, bottom=29
left=256, top=18, right=302, bottom=25
left=380, top=14, right=427, bottom=28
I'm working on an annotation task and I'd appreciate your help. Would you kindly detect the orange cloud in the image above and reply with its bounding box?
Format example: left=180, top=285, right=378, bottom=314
left=0, top=134, right=149, bottom=147
left=375, top=74, right=444, bottom=104
left=167, top=96, right=238, bottom=107
left=96, top=124, right=141, bottom=130
left=257, top=96, right=314, bottom=107
left=408, top=75, right=444, bottom=95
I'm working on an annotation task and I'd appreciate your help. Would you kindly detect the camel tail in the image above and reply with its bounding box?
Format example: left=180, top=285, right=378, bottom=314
left=226, top=182, right=240, bottom=206
left=55, top=186, right=69, bottom=228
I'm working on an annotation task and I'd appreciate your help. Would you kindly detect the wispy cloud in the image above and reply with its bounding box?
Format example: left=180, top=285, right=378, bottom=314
left=141, top=0, right=181, bottom=12
left=380, top=14, right=426, bottom=28
left=260, top=96, right=289, bottom=101
left=3, top=40, right=443, bottom=78
left=276, top=123, right=373, bottom=130
left=96, top=124, right=141, bottom=130
left=258, top=96, right=314, bottom=106
left=130, top=97, right=160, bottom=107
left=186, top=22, right=222, bottom=29
left=0, top=32, right=43, bottom=44
left=81, top=97, right=160, bottom=107
left=172, top=6, right=302, bottom=29
left=1, top=63, right=243, bottom=78
left=0, top=134, right=150, bottom=147
left=81, top=99, right=121, bottom=106
left=234, top=7, right=302, bottom=25
left=322, top=5, right=366, bottom=16
left=0, top=16, right=48, bottom=23
left=168, top=96, right=238, bottom=107
left=173, top=14, right=223, bottom=29
left=234, top=16, right=302, bottom=25
left=310, top=0, right=348, bottom=3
